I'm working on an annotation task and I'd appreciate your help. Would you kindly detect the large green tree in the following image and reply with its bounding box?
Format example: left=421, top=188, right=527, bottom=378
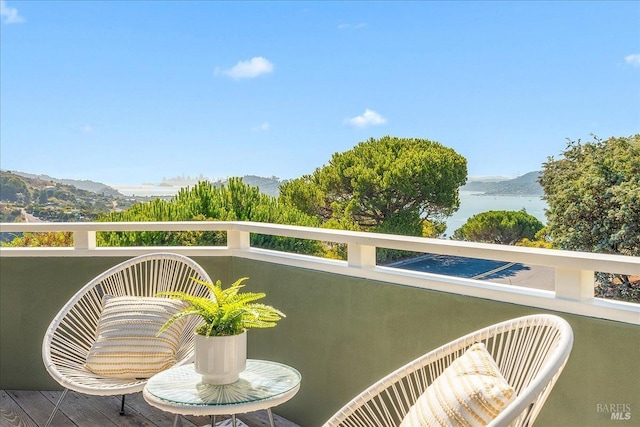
left=540, top=135, right=640, bottom=255
left=540, top=134, right=640, bottom=302
left=452, top=210, right=544, bottom=245
left=99, top=178, right=323, bottom=255
left=279, top=136, right=467, bottom=237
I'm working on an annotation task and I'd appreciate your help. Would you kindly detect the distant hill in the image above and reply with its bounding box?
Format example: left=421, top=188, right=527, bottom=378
left=161, top=175, right=285, bottom=197
left=461, top=171, right=543, bottom=196
left=2, top=169, right=542, bottom=202
left=219, top=175, right=285, bottom=197
left=0, top=171, right=140, bottom=223
left=5, top=170, right=124, bottom=197
left=158, top=175, right=285, bottom=197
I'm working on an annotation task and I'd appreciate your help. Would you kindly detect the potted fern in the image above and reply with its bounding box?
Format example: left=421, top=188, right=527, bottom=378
left=157, top=277, right=285, bottom=384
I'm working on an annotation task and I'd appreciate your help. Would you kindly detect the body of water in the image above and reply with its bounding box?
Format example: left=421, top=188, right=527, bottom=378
left=114, top=185, right=184, bottom=197
left=444, top=191, right=547, bottom=236
left=113, top=186, right=547, bottom=236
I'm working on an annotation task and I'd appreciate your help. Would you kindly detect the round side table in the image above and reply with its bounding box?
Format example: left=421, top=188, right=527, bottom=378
left=143, top=360, right=301, bottom=427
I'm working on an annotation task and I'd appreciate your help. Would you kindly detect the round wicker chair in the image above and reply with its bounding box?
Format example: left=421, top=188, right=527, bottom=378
left=42, top=252, right=212, bottom=427
left=323, top=314, right=573, bottom=427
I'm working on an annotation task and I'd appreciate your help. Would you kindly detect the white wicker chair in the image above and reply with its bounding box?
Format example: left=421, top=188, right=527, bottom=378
left=324, top=314, right=573, bottom=427
left=42, top=252, right=212, bottom=427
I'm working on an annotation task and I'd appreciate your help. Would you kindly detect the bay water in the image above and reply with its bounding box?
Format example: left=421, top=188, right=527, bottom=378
left=114, top=184, right=183, bottom=197
left=444, top=191, right=547, bottom=237
left=114, top=186, right=548, bottom=236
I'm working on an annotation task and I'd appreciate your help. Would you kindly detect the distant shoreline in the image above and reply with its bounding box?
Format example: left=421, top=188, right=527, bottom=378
left=464, top=191, right=544, bottom=198
left=112, top=185, right=544, bottom=199
left=110, top=185, right=548, bottom=236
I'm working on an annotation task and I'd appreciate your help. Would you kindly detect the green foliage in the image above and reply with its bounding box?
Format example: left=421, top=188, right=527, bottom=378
left=157, top=277, right=285, bottom=337
left=422, top=220, right=447, bottom=239
left=452, top=209, right=544, bottom=245
left=594, top=273, right=640, bottom=303
left=98, top=198, right=213, bottom=247
left=540, top=134, right=640, bottom=256
left=1, top=231, right=73, bottom=247
left=515, top=227, right=555, bottom=249
left=540, top=135, right=640, bottom=302
left=279, top=136, right=467, bottom=239
left=0, top=174, right=30, bottom=203
left=98, top=178, right=323, bottom=255
left=0, top=205, right=22, bottom=223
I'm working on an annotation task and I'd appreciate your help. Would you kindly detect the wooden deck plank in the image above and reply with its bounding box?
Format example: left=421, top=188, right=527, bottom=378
left=123, top=392, right=199, bottom=427
left=79, top=393, right=163, bottom=427
left=1, top=391, right=300, bottom=427
left=1, top=390, right=39, bottom=427
left=41, top=390, right=121, bottom=426
left=4, top=390, right=70, bottom=427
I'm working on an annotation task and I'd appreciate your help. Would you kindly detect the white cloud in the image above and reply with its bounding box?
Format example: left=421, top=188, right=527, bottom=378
left=1, top=0, right=24, bottom=24
left=346, top=109, right=387, bottom=128
left=338, top=23, right=366, bottom=30
left=624, top=53, right=640, bottom=67
left=80, top=125, right=94, bottom=134
left=216, top=57, right=274, bottom=79
left=252, top=122, right=270, bottom=132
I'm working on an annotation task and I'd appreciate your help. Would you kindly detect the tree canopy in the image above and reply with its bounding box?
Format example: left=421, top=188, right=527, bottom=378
left=452, top=210, right=544, bottom=245
left=279, top=136, right=467, bottom=237
left=98, top=178, right=322, bottom=254
left=0, top=173, right=30, bottom=203
left=2, top=231, right=73, bottom=247
left=539, top=134, right=640, bottom=256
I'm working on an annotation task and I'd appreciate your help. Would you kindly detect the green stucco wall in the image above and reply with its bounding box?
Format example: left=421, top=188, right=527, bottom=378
left=0, top=256, right=230, bottom=390
left=1, top=255, right=638, bottom=426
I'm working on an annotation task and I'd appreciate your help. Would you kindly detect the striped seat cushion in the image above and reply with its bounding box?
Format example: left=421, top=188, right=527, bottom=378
left=400, top=342, right=516, bottom=427
left=85, top=295, right=187, bottom=379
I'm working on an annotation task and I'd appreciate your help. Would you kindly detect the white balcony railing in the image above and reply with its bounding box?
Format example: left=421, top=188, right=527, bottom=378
left=1, top=221, right=639, bottom=324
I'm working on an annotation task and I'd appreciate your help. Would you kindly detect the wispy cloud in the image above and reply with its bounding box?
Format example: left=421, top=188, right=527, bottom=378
left=215, top=57, right=274, bottom=80
left=345, top=109, right=387, bottom=128
left=1, top=0, right=24, bottom=24
left=80, top=125, right=94, bottom=134
left=338, top=23, right=366, bottom=30
left=624, top=53, right=640, bottom=67
left=252, top=122, right=270, bottom=132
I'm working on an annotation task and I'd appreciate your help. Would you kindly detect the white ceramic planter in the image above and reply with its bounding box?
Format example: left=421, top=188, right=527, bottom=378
left=194, top=330, right=247, bottom=385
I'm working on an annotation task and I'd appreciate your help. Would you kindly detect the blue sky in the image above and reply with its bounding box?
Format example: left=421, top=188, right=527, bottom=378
left=1, top=1, right=639, bottom=186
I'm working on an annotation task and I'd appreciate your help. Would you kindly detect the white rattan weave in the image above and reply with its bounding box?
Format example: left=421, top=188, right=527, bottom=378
left=323, top=314, right=573, bottom=427
left=41, top=253, right=212, bottom=423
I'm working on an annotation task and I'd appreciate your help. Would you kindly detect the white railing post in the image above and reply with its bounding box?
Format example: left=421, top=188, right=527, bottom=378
left=555, top=267, right=594, bottom=301
left=348, top=243, right=376, bottom=269
left=227, top=230, right=250, bottom=250
left=73, top=230, right=96, bottom=250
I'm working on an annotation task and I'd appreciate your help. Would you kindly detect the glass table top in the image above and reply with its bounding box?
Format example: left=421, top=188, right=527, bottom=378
left=145, top=360, right=301, bottom=407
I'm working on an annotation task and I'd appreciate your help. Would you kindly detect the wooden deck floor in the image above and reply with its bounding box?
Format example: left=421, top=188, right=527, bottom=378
left=1, top=390, right=300, bottom=427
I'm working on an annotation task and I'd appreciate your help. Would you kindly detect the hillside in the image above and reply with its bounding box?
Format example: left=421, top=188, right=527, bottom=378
left=1, top=169, right=543, bottom=224
left=461, top=171, right=543, bottom=196
left=5, top=170, right=124, bottom=197
left=0, top=171, right=286, bottom=223
left=0, top=171, right=141, bottom=223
